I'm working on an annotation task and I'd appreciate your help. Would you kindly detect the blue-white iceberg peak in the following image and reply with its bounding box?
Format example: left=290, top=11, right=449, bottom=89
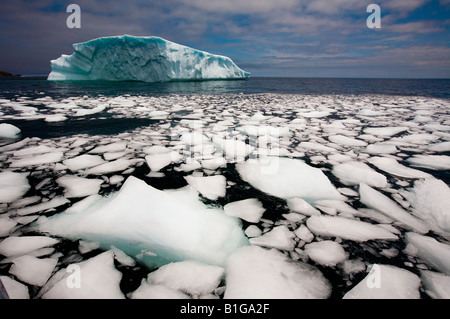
left=48, top=35, right=250, bottom=82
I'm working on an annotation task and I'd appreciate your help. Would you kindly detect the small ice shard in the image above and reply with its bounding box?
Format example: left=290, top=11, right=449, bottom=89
left=236, top=157, right=343, bottom=201
left=0, top=171, right=30, bottom=204
left=332, top=161, right=387, bottom=188
left=363, top=126, right=408, bottom=137
left=41, top=251, right=125, bottom=299
left=9, top=256, right=58, bottom=287
left=359, top=183, right=430, bottom=234
left=201, top=157, right=227, bottom=170
left=420, top=270, right=450, bottom=299
left=249, top=225, right=296, bottom=251
left=128, top=283, right=189, bottom=299
left=244, top=225, right=262, bottom=238
left=44, top=114, right=67, bottom=122
left=404, top=178, right=450, bottom=233
left=343, top=264, right=421, bottom=299
left=407, top=155, right=450, bottom=170
left=367, top=157, right=432, bottom=179
left=306, top=215, right=398, bottom=242
left=223, top=198, right=265, bottom=223
left=0, top=123, right=21, bottom=138
left=37, top=176, right=248, bottom=268
left=294, top=225, right=314, bottom=243
left=56, top=175, right=103, bottom=198
left=0, top=236, right=60, bottom=257
left=404, top=232, right=450, bottom=275
left=304, top=240, right=347, bottom=267
left=146, top=260, right=224, bottom=297
left=63, top=155, right=106, bottom=172
left=89, top=142, right=127, bottom=154
left=0, top=276, right=30, bottom=299
left=224, top=246, right=331, bottom=299
left=48, top=35, right=250, bottom=82
left=184, top=175, right=226, bottom=200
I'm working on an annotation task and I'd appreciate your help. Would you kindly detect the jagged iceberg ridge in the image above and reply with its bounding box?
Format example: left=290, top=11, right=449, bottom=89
left=47, top=35, right=250, bottom=82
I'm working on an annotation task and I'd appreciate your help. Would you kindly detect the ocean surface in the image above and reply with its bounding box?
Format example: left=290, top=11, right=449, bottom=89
left=1, top=76, right=450, bottom=300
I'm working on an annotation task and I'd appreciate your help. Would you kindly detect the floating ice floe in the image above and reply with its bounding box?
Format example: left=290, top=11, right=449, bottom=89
left=343, top=264, right=421, bottom=299
left=249, top=225, right=296, bottom=251
left=420, top=270, right=450, bottom=299
left=143, top=260, right=224, bottom=297
left=403, top=178, right=450, bottom=234
left=184, top=175, right=227, bottom=200
left=223, top=198, right=265, bottom=223
left=37, top=176, right=248, bottom=268
left=332, top=161, right=387, bottom=188
left=56, top=175, right=103, bottom=198
left=0, top=236, right=60, bottom=257
left=363, top=126, right=408, bottom=137
left=359, top=183, right=430, bottom=234
left=404, top=232, right=450, bottom=275
left=236, top=157, right=344, bottom=201
left=367, top=157, right=432, bottom=179
left=0, top=171, right=30, bottom=204
left=0, top=123, right=20, bottom=139
left=63, top=154, right=106, bottom=172
left=9, top=255, right=58, bottom=286
left=0, top=276, right=29, bottom=299
left=9, top=151, right=64, bottom=168
left=40, top=251, right=125, bottom=299
left=224, top=246, right=331, bottom=299
left=304, top=240, right=347, bottom=267
left=306, top=215, right=398, bottom=242
left=407, top=155, right=450, bottom=170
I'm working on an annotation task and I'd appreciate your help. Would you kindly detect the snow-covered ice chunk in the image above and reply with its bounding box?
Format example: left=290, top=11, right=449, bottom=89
left=38, top=176, right=248, bottom=268
left=420, top=270, right=450, bottom=299
left=236, top=157, right=343, bottom=201
left=0, top=276, right=29, bottom=299
left=306, top=215, right=398, bottom=242
left=48, top=35, right=249, bottom=82
left=44, top=114, right=67, bottom=122
left=429, top=141, right=450, bottom=152
left=223, top=198, right=265, bottom=223
left=249, top=225, right=296, bottom=251
left=343, top=264, right=420, bottom=299
left=0, top=123, right=20, bottom=138
left=9, top=256, right=58, bottom=286
left=56, top=175, right=103, bottom=198
left=0, top=171, right=30, bottom=203
left=184, top=175, right=226, bottom=200
left=304, top=240, right=347, bottom=267
left=367, top=157, right=431, bottom=179
left=294, top=225, right=314, bottom=243
left=146, top=260, right=224, bottom=297
left=41, top=251, right=125, bottom=299
left=224, top=246, right=331, bottom=299
left=89, top=142, right=127, bottom=154
left=332, top=161, right=387, bottom=188
left=63, top=155, right=105, bottom=172
left=201, top=157, right=226, bottom=170
left=244, top=225, right=262, bottom=238
left=404, top=232, right=450, bottom=275
left=0, top=236, right=60, bottom=257
left=359, top=183, right=430, bottom=234
left=404, top=178, right=450, bottom=233
left=407, top=155, right=450, bottom=170
left=13, top=196, right=69, bottom=216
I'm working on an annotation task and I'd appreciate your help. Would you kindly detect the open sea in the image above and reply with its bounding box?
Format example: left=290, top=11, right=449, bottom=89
left=1, top=76, right=450, bottom=301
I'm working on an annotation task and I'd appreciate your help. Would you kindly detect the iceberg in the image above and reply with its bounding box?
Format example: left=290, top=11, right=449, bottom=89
left=48, top=35, right=250, bottom=82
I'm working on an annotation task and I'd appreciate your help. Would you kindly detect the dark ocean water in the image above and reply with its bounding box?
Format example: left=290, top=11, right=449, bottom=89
left=1, top=76, right=450, bottom=99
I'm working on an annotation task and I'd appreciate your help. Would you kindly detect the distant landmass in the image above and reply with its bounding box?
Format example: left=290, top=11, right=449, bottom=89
left=0, top=71, right=21, bottom=77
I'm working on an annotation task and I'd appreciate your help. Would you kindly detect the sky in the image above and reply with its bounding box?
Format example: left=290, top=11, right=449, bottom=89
left=1, top=0, right=450, bottom=78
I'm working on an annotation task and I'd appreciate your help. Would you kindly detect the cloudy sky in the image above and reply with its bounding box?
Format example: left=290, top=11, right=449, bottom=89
left=1, top=0, right=449, bottom=78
